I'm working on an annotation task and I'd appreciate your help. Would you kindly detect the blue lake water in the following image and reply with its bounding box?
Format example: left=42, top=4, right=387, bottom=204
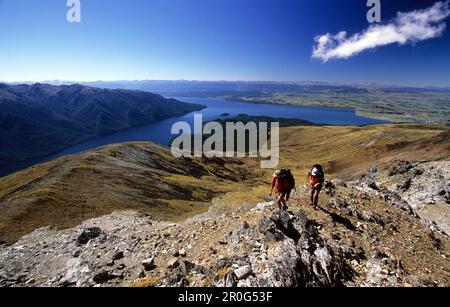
left=0, top=97, right=388, bottom=177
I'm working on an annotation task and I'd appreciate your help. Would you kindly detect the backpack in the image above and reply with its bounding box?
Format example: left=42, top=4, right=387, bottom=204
left=274, top=169, right=296, bottom=190
left=310, top=165, right=325, bottom=183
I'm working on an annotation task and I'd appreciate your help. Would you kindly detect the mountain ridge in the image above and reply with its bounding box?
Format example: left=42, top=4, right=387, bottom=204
left=0, top=142, right=256, bottom=244
left=1, top=123, right=448, bottom=245
left=1, top=172, right=449, bottom=287
left=0, top=83, right=204, bottom=166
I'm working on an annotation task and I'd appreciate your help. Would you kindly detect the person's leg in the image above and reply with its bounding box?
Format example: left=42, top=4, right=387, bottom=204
left=286, top=190, right=291, bottom=202
left=284, top=190, right=291, bottom=210
left=310, top=188, right=314, bottom=206
left=278, top=193, right=287, bottom=210
left=313, top=190, right=319, bottom=207
left=282, top=194, right=288, bottom=210
left=313, top=186, right=323, bottom=207
left=276, top=194, right=283, bottom=210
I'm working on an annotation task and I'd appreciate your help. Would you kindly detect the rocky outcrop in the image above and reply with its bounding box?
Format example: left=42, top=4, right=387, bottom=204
left=0, top=208, right=352, bottom=287
left=385, top=161, right=449, bottom=210
left=358, top=161, right=450, bottom=235
left=156, top=208, right=352, bottom=288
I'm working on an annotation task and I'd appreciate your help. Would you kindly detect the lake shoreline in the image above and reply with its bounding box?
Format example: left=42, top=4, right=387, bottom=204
left=0, top=97, right=390, bottom=178
left=216, top=95, right=409, bottom=123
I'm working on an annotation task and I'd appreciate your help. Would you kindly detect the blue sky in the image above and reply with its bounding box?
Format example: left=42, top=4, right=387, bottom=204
left=0, top=0, right=449, bottom=86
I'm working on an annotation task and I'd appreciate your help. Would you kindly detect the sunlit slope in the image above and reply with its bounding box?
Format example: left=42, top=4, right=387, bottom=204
left=0, top=142, right=256, bottom=244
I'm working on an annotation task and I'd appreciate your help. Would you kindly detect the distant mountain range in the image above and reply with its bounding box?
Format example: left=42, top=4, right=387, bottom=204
left=5, top=80, right=448, bottom=124
left=7, top=80, right=450, bottom=95
left=0, top=83, right=204, bottom=166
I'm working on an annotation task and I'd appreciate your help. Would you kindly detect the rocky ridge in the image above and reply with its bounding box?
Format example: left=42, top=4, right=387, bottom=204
left=359, top=161, right=450, bottom=235
left=1, top=163, right=449, bottom=287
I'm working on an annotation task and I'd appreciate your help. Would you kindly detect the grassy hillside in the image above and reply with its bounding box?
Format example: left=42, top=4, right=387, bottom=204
left=277, top=124, right=449, bottom=179
left=230, top=124, right=450, bottom=205
left=0, top=123, right=448, bottom=244
left=0, top=142, right=256, bottom=244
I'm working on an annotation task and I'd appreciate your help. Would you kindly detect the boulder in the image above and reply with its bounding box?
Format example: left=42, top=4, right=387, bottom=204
left=256, top=209, right=350, bottom=287
left=256, top=239, right=300, bottom=287
left=92, top=270, right=122, bottom=284
left=76, top=228, right=103, bottom=246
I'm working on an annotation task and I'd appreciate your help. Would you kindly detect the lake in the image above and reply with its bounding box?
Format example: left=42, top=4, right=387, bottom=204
left=0, top=97, right=389, bottom=177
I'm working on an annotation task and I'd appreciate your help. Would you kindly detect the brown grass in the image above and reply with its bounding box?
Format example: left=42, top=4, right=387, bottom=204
left=0, top=124, right=448, bottom=244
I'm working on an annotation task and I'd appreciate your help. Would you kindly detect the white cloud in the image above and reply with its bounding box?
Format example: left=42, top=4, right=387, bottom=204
left=312, top=1, right=450, bottom=62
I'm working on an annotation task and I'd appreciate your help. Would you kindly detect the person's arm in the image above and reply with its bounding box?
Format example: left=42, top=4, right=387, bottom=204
left=269, top=177, right=276, bottom=196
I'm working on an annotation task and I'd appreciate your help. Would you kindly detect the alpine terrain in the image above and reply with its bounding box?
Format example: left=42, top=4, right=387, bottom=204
left=0, top=123, right=449, bottom=287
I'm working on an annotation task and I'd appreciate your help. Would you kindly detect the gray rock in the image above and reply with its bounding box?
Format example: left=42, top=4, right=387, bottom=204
left=324, top=181, right=337, bottom=196
left=112, top=251, right=124, bottom=261
left=224, top=272, right=238, bottom=287
left=256, top=209, right=350, bottom=287
left=76, top=228, right=103, bottom=246
left=262, top=209, right=301, bottom=242
left=92, top=270, right=122, bottom=284
left=331, top=198, right=349, bottom=210
left=234, top=265, right=252, bottom=280
left=179, top=248, right=187, bottom=258
left=226, top=221, right=252, bottom=246
left=401, top=177, right=412, bottom=192
left=71, top=248, right=82, bottom=258
left=367, top=178, right=379, bottom=191
left=388, top=161, right=413, bottom=176
left=172, top=250, right=180, bottom=257
left=142, top=258, right=156, bottom=271
left=259, top=216, right=285, bottom=242
left=167, top=258, right=180, bottom=269
left=257, top=239, right=300, bottom=287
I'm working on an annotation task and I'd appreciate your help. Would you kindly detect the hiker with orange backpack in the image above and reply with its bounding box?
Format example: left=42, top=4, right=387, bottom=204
left=269, top=169, right=296, bottom=210
left=308, top=165, right=325, bottom=210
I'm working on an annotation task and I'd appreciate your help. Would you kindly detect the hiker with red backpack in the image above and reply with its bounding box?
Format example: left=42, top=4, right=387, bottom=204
left=269, top=169, right=296, bottom=210
left=308, top=165, right=325, bottom=210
